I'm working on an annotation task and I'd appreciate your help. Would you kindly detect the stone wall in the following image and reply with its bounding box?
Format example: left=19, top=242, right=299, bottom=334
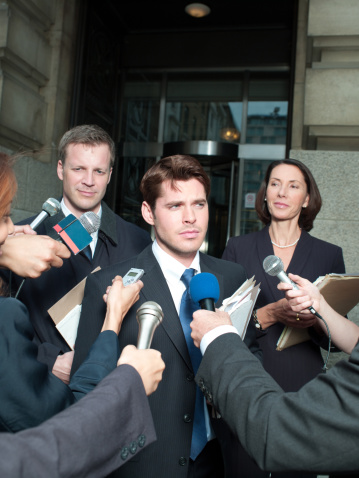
left=0, top=0, right=80, bottom=221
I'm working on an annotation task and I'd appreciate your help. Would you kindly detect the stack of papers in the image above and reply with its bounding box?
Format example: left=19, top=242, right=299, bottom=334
left=219, top=276, right=260, bottom=339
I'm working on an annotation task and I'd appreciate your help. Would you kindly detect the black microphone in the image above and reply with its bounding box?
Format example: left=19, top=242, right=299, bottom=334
left=189, top=272, right=220, bottom=311
left=136, top=301, right=163, bottom=349
left=263, top=255, right=316, bottom=314
left=30, top=198, right=61, bottom=230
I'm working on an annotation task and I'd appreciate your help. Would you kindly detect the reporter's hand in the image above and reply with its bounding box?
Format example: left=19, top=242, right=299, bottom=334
left=51, top=351, right=74, bottom=384
left=0, top=235, right=70, bottom=277
left=190, top=309, right=232, bottom=348
left=118, top=345, right=165, bottom=395
left=102, top=276, right=143, bottom=334
left=11, top=224, right=37, bottom=236
left=278, top=273, right=322, bottom=315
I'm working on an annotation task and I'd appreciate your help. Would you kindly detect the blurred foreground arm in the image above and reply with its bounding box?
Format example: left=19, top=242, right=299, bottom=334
left=0, top=364, right=157, bottom=478
left=196, top=332, right=359, bottom=474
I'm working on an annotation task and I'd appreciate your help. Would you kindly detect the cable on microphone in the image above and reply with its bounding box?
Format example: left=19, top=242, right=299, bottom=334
left=136, top=301, right=163, bottom=349
left=189, top=272, right=220, bottom=311
left=263, top=254, right=331, bottom=372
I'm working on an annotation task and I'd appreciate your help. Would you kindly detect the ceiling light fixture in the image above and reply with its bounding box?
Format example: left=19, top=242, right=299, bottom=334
left=185, top=3, right=211, bottom=18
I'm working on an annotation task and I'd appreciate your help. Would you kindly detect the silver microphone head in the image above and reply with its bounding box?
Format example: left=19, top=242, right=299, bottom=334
left=42, top=198, right=61, bottom=216
left=79, top=212, right=101, bottom=234
left=136, top=301, right=163, bottom=349
left=263, top=255, right=284, bottom=276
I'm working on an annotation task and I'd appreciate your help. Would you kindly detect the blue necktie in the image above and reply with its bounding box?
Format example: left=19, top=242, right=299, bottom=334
left=179, top=268, right=207, bottom=460
left=83, top=245, right=92, bottom=261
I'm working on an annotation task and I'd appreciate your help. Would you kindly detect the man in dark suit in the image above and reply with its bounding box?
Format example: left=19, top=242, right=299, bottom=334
left=0, top=124, right=151, bottom=380
left=72, top=155, right=261, bottom=478
left=190, top=289, right=359, bottom=475
left=0, top=345, right=162, bottom=478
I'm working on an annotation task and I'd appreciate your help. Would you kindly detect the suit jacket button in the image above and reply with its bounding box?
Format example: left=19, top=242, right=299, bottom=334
left=130, top=441, right=137, bottom=454
left=179, top=457, right=187, bottom=466
left=121, top=447, right=129, bottom=460
left=186, top=373, right=194, bottom=381
left=183, top=414, right=192, bottom=423
left=138, top=434, right=146, bottom=447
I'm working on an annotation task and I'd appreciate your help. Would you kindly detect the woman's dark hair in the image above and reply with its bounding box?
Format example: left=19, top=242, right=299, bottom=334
left=255, top=158, right=322, bottom=232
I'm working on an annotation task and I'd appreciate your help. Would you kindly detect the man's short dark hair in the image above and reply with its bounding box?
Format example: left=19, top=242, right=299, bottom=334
left=140, top=155, right=211, bottom=211
left=58, top=124, right=115, bottom=168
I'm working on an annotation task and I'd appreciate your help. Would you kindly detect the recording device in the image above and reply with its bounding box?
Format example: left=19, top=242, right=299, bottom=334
left=53, top=212, right=100, bottom=254
left=263, top=255, right=316, bottom=314
left=122, top=268, right=144, bottom=287
left=30, top=198, right=61, bottom=230
left=136, top=301, right=163, bottom=349
left=189, top=272, right=220, bottom=311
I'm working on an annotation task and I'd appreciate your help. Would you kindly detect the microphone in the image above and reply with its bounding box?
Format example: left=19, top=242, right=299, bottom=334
left=263, top=255, right=316, bottom=314
left=136, top=301, right=163, bottom=349
left=30, top=198, right=61, bottom=230
left=53, top=212, right=100, bottom=254
left=189, top=272, right=220, bottom=311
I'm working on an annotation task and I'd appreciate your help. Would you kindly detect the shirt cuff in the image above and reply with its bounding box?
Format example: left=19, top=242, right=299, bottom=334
left=200, top=325, right=239, bottom=355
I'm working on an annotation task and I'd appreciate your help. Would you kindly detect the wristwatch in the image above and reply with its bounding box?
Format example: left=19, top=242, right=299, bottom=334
left=252, top=309, right=263, bottom=330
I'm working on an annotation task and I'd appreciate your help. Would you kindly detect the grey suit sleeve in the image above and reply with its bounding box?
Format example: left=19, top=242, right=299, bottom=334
left=0, top=364, right=156, bottom=478
left=196, top=333, right=359, bottom=474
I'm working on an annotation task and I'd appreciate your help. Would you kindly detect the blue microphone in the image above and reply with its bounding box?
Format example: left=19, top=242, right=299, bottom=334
left=189, top=272, right=220, bottom=312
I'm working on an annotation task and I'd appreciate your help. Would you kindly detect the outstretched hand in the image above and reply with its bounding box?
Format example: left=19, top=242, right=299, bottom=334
left=0, top=234, right=70, bottom=277
left=102, top=276, right=143, bottom=334
left=190, top=309, right=232, bottom=348
left=118, top=345, right=165, bottom=395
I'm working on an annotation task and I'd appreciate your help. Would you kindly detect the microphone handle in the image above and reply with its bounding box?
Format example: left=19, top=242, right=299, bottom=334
left=199, top=298, right=215, bottom=311
left=277, top=271, right=316, bottom=315
left=30, top=210, right=49, bottom=230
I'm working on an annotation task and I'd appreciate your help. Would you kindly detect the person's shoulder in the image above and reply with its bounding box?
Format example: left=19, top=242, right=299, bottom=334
left=201, top=253, right=246, bottom=274
left=227, top=229, right=264, bottom=246
left=0, top=297, right=30, bottom=332
left=304, top=231, right=342, bottom=253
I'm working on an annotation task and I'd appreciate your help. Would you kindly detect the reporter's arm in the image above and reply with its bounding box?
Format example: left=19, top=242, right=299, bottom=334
left=196, top=332, right=359, bottom=474
left=0, top=364, right=156, bottom=478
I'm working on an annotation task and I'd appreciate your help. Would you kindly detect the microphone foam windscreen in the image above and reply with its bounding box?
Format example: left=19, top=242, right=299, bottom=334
left=189, top=272, right=220, bottom=304
left=263, top=255, right=284, bottom=276
left=79, top=212, right=101, bottom=234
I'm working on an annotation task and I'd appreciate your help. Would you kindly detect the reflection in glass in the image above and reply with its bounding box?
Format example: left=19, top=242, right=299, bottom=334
left=247, top=101, right=288, bottom=144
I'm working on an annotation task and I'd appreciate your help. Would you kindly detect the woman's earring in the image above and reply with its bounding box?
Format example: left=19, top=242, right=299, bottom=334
left=264, top=198, right=267, bottom=201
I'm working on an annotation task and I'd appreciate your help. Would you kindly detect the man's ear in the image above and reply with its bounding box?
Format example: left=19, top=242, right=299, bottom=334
left=57, top=160, right=64, bottom=181
left=142, top=201, right=155, bottom=226
left=107, top=168, right=113, bottom=184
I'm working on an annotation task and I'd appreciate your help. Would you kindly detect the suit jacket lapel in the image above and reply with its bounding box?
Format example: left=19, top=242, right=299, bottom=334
left=199, top=253, right=225, bottom=306
left=256, top=226, right=283, bottom=303
left=136, top=247, right=192, bottom=370
left=287, top=230, right=312, bottom=277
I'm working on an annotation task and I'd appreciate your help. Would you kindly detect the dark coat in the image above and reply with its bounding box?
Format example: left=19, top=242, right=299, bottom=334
left=1, top=201, right=152, bottom=367
left=222, top=225, right=345, bottom=391
left=0, top=357, right=156, bottom=477
left=197, top=332, right=359, bottom=475
left=72, top=244, right=262, bottom=478
left=0, top=296, right=120, bottom=432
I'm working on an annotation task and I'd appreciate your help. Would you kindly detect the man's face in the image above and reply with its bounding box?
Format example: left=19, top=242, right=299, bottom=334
left=57, top=143, right=112, bottom=216
left=142, top=179, right=209, bottom=267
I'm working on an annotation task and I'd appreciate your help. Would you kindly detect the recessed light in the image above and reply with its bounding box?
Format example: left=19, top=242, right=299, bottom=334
left=185, top=3, right=211, bottom=18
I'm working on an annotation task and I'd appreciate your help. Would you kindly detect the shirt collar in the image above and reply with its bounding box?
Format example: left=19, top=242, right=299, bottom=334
left=152, top=239, right=200, bottom=286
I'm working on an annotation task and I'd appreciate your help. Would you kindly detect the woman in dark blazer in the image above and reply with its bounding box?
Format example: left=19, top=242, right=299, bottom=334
left=222, top=158, right=345, bottom=478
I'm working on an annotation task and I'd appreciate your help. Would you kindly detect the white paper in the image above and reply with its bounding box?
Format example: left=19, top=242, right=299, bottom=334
left=55, top=304, right=82, bottom=350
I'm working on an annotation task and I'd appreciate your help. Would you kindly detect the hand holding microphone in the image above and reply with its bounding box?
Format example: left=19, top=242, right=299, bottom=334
left=189, top=272, right=232, bottom=348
